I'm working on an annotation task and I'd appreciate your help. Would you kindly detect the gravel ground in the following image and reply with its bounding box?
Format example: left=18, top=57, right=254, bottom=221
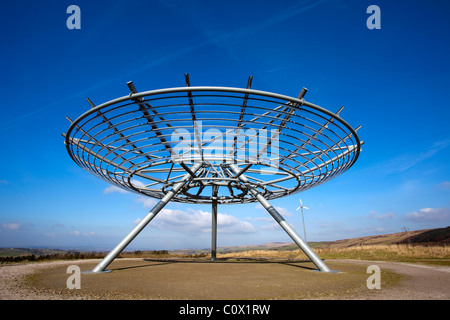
left=0, top=259, right=97, bottom=300
left=0, top=258, right=448, bottom=300
left=331, top=259, right=450, bottom=300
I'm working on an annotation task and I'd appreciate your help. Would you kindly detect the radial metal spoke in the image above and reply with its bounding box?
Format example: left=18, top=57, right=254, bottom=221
left=127, top=81, right=173, bottom=155
left=65, top=80, right=361, bottom=204
left=65, top=78, right=361, bottom=274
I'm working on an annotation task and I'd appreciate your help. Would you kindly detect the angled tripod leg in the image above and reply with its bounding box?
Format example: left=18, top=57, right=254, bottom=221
left=228, top=164, right=333, bottom=273
left=211, top=184, right=218, bottom=260
left=88, top=162, right=202, bottom=273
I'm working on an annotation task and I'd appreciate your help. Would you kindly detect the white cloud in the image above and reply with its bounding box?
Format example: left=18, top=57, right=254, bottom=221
left=254, top=203, right=295, bottom=230
left=43, top=232, right=56, bottom=238
left=69, top=230, right=95, bottom=236
left=318, top=220, right=343, bottom=230
left=130, top=179, right=147, bottom=188
left=255, top=203, right=293, bottom=217
left=152, top=208, right=256, bottom=235
left=218, top=212, right=256, bottom=234
left=260, top=222, right=279, bottom=230
left=135, top=196, right=157, bottom=210
left=375, top=227, right=389, bottom=233
left=405, top=207, right=450, bottom=223
left=366, top=211, right=395, bottom=220
left=103, top=185, right=129, bottom=194
left=1, top=222, right=21, bottom=230
left=104, top=179, right=148, bottom=194
left=275, top=206, right=293, bottom=217
left=254, top=217, right=273, bottom=222
left=438, top=181, right=450, bottom=189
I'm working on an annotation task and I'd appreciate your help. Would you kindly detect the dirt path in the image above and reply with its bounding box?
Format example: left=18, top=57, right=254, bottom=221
left=331, top=259, right=450, bottom=300
left=0, top=258, right=448, bottom=300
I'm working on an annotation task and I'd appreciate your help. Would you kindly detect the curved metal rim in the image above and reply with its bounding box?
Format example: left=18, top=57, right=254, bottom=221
left=65, top=86, right=361, bottom=164
left=64, top=85, right=361, bottom=203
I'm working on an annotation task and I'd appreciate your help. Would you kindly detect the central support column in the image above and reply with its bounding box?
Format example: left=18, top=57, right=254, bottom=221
left=88, top=162, right=202, bottom=273
left=211, top=184, right=218, bottom=260
left=228, top=164, right=333, bottom=273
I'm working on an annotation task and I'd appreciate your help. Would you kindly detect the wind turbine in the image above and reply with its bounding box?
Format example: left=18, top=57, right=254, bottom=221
left=296, top=199, right=309, bottom=242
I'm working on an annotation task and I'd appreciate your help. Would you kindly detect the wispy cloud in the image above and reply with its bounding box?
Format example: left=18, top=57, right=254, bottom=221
left=253, top=217, right=273, bottom=223
left=149, top=208, right=256, bottom=235
left=255, top=203, right=293, bottom=217
left=103, top=185, right=129, bottom=194
left=0, top=84, right=109, bottom=132
left=69, top=230, right=95, bottom=237
left=1, top=222, right=21, bottom=231
left=438, top=181, right=450, bottom=189
left=4, top=1, right=327, bottom=132
left=103, top=179, right=150, bottom=196
left=157, top=0, right=327, bottom=67
left=135, top=196, right=157, bottom=210
left=206, top=0, right=327, bottom=47
left=259, top=222, right=280, bottom=231
left=318, top=220, right=342, bottom=231
left=405, top=207, right=450, bottom=223
left=398, top=138, right=450, bottom=172
left=366, top=211, right=395, bottom=220
left=361, top=138, right=450, bottom=177
left=253, top=204, right=295, bottom=231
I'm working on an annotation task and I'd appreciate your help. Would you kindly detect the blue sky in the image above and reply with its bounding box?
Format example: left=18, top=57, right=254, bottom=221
left=0, top=0, right=449, bottom=251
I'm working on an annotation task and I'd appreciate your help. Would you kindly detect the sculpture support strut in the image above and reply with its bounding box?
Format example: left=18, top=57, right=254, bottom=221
left=89, top=163, right=202, bottom=273
left=228, top=164, right=332, bottom=273
left=211, top=184, right=218, bottom=260
left=63, top=78, right=363, bottom=275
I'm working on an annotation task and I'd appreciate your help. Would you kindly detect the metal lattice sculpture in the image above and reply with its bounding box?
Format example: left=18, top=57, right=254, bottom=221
left=64, top=74, right=362, bottom=273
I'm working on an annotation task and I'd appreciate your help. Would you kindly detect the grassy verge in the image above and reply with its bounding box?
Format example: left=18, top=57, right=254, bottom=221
left=218, top=244, right=450, bottom=266
left=317, top=244, right=449, bottom=263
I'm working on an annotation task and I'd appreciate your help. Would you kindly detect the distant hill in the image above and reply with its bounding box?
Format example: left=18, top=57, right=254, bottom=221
left=315, top=229, right=424, bottom=249
left=305, top=227, right=449, bottom=250
left=398, top=227, right=450, bottom=245
left=0, top=248, right=67, bottom=258
left=207, top=227, right=450, bottom=253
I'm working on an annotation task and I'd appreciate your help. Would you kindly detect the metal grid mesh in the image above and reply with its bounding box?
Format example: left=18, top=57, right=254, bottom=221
left=64, top=76, right=362, bottom=204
